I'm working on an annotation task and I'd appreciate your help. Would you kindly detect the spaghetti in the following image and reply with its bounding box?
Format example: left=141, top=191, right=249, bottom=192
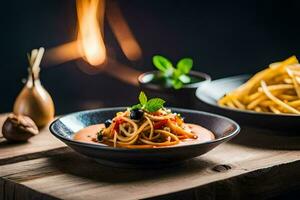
left=96, top=108, right=198, bottom=148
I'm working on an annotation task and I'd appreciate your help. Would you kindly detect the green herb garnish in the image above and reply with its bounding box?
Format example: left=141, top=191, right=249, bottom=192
left=131, top=91, right=165, bottom=112
left=152, top=55, right=193, bottom=89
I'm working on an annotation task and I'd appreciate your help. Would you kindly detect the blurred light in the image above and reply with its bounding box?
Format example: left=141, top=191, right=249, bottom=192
left=43, top=41, right=81, bottom=67
left=104, top=59, right=141, bottom=86
left=106, top=0, right=142, bottom=61
left=42, top=0, right=143, bottom=86
left=76, top=0, right=106, bottom=66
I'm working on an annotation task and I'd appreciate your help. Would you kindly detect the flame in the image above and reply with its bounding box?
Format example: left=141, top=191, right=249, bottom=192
left=76, top=0, right=106, bottom=66
left=43, top=0, right=143, bottom=85
left=107, top=0, right=142, bottom=61
left=43, top=41, right=80, bottom=67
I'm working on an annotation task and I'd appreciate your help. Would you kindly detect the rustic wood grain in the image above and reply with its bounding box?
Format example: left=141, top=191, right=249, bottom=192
left=0, top=114, right=67, bottom=165
left=1, top=110, right=300, bottom=200
left=1, top=125, right=300, bottom=200
left=149, top=160, right=300, bottom=200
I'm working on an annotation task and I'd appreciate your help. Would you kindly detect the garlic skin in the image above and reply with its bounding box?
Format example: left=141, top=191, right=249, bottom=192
left=13, top=73, right=55, bottom=128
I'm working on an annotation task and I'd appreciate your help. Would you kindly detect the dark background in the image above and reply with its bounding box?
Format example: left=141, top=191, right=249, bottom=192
left=1, top=0, right=300, bottom=114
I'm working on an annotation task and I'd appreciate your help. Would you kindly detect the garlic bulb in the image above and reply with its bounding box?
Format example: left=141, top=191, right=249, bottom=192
left=13, top=48, right=55, bottom=128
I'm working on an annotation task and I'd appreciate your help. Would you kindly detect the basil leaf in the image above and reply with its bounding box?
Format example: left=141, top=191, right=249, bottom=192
left=172, top=69, right=183, bottom=79
left=145, top=98, right=165, bottom=112
left=164, top=68, right=174, bottom=77
left=139, top=91, right=147, bottom=105
left=177, top=58, right=193, bottom=74
left=178, top=74, right=191, bottom=84
left=131, top=104, right=142, bottom=110
left=153, top=55, right=173, bottom=74
left=173, top=79, right=183, bottom=89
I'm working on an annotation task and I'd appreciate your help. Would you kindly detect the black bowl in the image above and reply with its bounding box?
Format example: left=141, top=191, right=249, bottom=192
left=50, top=107, right=240, bottom=168
left=138, top=70, right=211, bottom=109
left=196, top=75, right=300, bottom=133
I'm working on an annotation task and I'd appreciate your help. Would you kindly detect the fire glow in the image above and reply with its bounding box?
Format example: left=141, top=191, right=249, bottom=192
left=76, top=0, right=106, bottom=66
left=43, top=0, right=142, bottom=85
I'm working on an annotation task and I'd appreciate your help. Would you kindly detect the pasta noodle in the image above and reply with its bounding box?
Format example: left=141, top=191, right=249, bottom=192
left=73, top=92, right=215, bottom=149
left=218, top=56, right=300, bottom=115
left=98, top=108, right=198, bottom=148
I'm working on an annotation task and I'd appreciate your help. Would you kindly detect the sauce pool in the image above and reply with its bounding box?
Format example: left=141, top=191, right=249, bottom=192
left=73, top=123, right=215, bottom=147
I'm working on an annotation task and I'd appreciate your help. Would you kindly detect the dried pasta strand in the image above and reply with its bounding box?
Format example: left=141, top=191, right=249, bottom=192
left=260, top=81, right=300, bottom=114
left=287, top=68, right=300, bottom=98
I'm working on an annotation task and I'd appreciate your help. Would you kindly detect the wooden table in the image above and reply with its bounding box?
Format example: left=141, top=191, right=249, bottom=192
left=1, top=113, right=300, bottom=200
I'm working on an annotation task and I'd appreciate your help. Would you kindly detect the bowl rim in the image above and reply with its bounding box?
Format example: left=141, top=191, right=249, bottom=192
left=138, top=70, right=211, bottom=91
left=196, top=74, right=300, bottom=117
left=49, top=107, right=240, bottom=152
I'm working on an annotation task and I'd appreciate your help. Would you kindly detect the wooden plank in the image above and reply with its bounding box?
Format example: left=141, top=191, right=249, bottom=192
left=148, top=161, right=300, bottom=200
left=1, top=178, right=57, bottom=200
left=0, top=114, right=66, bottom=165
left=1, top=127, right=300, bottom=200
